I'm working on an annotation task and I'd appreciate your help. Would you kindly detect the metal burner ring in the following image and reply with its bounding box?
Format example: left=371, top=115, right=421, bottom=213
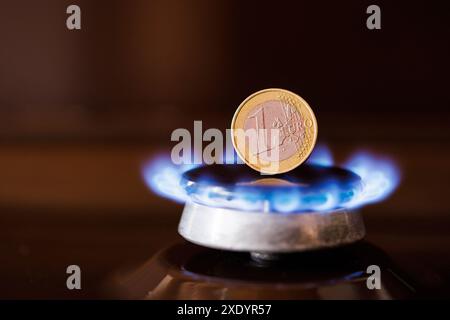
left=178, top=202, right=365, bottom=253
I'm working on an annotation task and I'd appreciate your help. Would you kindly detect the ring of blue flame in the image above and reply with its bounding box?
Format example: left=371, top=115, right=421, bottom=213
left=142, top=145, right=401, bottom=213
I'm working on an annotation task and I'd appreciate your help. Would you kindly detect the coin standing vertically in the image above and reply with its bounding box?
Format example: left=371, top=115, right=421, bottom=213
left=231, top=88, right=318, bottom=174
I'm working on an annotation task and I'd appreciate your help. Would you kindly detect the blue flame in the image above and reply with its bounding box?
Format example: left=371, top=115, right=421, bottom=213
left=342, top=152, right=401, bottom=208
left=141, top=147, right=400, bottom=212
left=141, top=156, right=198, bottom=203
left=307, top=144, right=334, bottom=166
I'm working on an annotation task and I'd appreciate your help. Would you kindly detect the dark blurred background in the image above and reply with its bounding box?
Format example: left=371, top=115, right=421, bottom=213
left=0, top=0, right=449, bottom=298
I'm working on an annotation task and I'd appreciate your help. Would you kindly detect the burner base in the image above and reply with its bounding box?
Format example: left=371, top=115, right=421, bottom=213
left=178, top=202, right=365, bottom=253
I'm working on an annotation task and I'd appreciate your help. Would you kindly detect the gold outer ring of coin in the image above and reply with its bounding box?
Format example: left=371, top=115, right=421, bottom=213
left=231, top=88, right=318, bottom=174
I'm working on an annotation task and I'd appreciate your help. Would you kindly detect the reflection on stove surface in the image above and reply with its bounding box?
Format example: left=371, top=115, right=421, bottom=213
left=107, top=241, right=416, bottom=299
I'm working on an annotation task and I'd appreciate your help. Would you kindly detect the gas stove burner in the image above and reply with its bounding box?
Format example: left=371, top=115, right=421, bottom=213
left=178, top=164, right=366, bottom=257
